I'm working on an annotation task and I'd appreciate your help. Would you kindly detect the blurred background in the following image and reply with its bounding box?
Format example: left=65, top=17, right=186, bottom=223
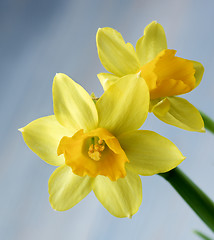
left=1, top=0, right=214, bottom=239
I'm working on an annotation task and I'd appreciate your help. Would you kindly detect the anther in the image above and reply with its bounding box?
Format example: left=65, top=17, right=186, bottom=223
left=88, top=144, right=94, bottom=153
left=94, top=144, right=100, bottom=151
left=99, top=145, right=105, bottom=152
left=88, top=138, right=105, bottom=161
left=88, top=151, right=101, bottom=161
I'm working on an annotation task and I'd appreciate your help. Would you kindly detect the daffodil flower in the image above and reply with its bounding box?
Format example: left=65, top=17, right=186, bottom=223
left=19, top=73, right=185, bottom=218
left=96, top=21, right=205, bottom=132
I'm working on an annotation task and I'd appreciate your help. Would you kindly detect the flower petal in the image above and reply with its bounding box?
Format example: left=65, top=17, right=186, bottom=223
left=136, top=21, right=167, bottom=65
left=48, top=165, right=93, bottom=211
left=93, top=169, right=142, bottom=218
left=96, top=27, right=141, bottom=77
left=149, top=98, right=170, bottom=113
left=19, top=115, right=74, bottom=166
left=53, top=73, right=98, bottom=131
left=118, top=130, right=185, bottom=176
left=96, top=74, right=149, bottom=136
left=153, top=96, right=205, bottom=132
left=191, top=60, right=204, bottom=88
left=97, top=73, right=119, bottom=91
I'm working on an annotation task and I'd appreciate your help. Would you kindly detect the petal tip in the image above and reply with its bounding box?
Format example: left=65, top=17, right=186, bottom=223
left=55, top=72, right=63, bottom=78
left=178, top=153, right=186, bottom=164
left=18, top=128, right=24, bottom=133
left=200, top=127, right=206, bottom=133
left=48, top=197, right=63, bottom=212
left=96, top=27, right=104, bottom=36
left=96, top=27, right=110, bottom=39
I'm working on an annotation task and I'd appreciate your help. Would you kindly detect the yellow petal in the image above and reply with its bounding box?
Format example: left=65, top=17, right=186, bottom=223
left=96, top=74, right=149, bottom=136
left=118, top=130, right=185, bottom=176
left=53, top=73, right=98, bottom=131
left=153, top=96, right=205, bottom=132
left=149, top=98, right=170, bottom=113
left=97, top=73, right=119, bottom=91
left=191, top=60, right=204, bottom=88
left=48, top=165, right=93, bottom=211
left=96, top=27, right=141, bottom=77
left=19, top=115, right=74, bottom=166
left=141, top=49, right=196, bottom=99
left=136, top=21, right=167, bottom=65
left=93, top=169, right=142, bottom=218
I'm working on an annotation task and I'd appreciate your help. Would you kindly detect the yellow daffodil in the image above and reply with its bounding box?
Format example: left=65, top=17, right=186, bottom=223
left=19, top=73, right=185, bottom=218
left=96, top=21, right=205, bottom=132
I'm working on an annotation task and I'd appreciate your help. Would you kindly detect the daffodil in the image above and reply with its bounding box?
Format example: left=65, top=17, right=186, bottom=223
left=19, top=73, right=185, bottom=218
left=96, top=21, right=205, bottom=132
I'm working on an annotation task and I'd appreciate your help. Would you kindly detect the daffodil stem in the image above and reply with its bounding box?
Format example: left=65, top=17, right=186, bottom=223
left=159, top=168, right=214, bottom=231
left=194, top=230, right=213, bottom=240
left=199, top=111, right=214, bottom=134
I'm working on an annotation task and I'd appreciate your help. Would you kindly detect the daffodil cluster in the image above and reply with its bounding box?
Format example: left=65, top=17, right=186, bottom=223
left=20, top=21, right=204, bottom=218
left=97, top=21, right=204, bottom=132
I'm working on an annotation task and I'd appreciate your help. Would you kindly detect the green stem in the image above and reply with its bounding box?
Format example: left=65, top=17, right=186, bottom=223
left=159, top=168, right=214, bottom=231
left=200, top=111, right=214, bottom=134
left=194, top=230, right=213, bottom=240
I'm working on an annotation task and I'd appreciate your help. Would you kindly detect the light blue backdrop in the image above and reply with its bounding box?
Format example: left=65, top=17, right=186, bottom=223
left=1, top=0, right=214, bottom=239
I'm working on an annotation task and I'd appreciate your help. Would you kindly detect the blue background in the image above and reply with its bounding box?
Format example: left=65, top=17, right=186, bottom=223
left=1, top=0, right=214, bottom=239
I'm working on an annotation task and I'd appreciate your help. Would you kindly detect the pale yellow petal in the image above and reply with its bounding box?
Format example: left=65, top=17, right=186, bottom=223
left=93, top=169, right=142, bottom=218
left=96, top=27, right=141, bottom=77
left=118, top=130, right=185, bottom=176
left=153, top=96, right=205, bottom=132
left=19, top=115, right=74, bottom=166
left=53, top=73, right=98, bottom=131
left=136, top=21, right=167, bottom=65
left=96, top=74, right=149, bottom=136
left=149, top=98, right=170, bottom=113
left=48, top=165, right=93, bottom=211
left=97, top=73, right=119, bottom=91
left=191, top=60, right=204, bottom=88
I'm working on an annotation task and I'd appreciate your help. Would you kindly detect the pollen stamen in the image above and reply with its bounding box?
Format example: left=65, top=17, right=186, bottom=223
left=88, top=150, right=101, bottom=161
left=88, top=144, right=94, bottom=153
left=94, top=144, right=100, bottom=151
left=88, top=138, right=105, bottom=161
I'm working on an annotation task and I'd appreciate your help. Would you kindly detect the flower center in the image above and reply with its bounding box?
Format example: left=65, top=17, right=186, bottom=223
left=57, top=128, right=129, bottom=181
left=88, top=137, right=105, bottom=161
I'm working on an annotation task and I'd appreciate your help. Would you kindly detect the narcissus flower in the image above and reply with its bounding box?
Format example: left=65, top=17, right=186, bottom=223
left=19, top=73, right=185, bottom=218
left=96, top=21, right=205, bottom=132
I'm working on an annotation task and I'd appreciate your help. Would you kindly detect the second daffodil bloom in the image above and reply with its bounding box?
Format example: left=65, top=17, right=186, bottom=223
left=19, top=73, right=185, bottom=218
left=96, top=21, right=205, bottom=132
